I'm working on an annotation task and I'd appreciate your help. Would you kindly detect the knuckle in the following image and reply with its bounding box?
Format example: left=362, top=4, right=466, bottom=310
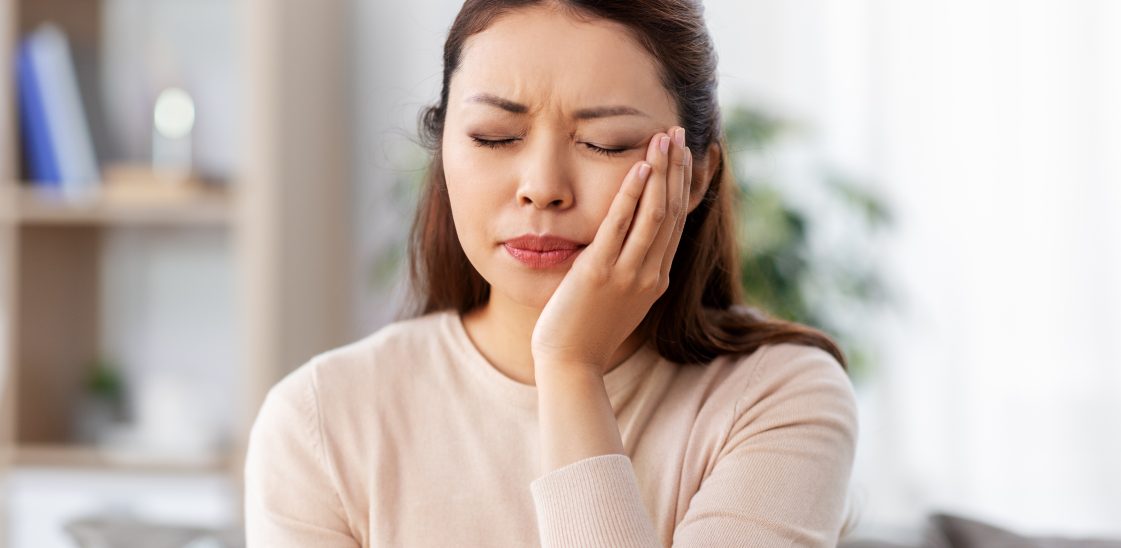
left=593, top=265, right=613, bottom=284
left=649, top=207, right=667, bottom=224
left=583, top=264, right=611, bottom=284
left=640, top=274, right=661, bottom=292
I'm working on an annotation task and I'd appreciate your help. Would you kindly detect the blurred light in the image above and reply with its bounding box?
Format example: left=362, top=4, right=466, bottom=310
left=153, top=87, right=195, bottom=139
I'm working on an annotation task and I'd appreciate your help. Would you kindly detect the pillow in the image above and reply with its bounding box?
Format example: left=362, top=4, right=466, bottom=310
left=925, top=512, right=1041, bottom=548
left=929, top=513, right=1121, bottom=548
left=63, top=515, right=245, bottom=548
left=838, top=540, right=917, bottom=548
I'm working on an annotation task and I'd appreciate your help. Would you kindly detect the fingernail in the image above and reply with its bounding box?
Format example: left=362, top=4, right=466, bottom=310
left=638, top=163, right=651, bottom=180
left=674, top=127, right=685, bottom=148
left=659, top=134, right=670, bottom=154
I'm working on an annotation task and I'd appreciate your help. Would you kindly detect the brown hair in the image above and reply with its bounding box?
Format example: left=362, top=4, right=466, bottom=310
left=402, top=0, right=847, bottom=370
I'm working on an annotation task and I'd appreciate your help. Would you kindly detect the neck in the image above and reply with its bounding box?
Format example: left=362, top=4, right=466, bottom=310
left=461, top=292, right=646, bottom=386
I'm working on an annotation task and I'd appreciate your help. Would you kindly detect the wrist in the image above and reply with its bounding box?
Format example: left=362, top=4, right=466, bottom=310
left=533, top=359, right=604, bottom=382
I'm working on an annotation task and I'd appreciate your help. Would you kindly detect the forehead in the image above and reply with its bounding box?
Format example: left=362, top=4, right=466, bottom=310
left=451, top=6, right=677, bottom=120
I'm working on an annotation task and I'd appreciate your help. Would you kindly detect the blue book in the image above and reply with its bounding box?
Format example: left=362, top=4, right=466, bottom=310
left=16, top=36, right=60, bottom=185
left=18, top=23, right=99, bottom=196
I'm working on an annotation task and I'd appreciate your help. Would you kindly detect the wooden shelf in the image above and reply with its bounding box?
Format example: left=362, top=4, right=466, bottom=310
left=8, top=443, right=229, bottom=474
left=0, top=183, right=233, bottom=227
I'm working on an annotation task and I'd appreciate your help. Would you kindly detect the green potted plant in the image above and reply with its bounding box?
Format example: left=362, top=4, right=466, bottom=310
left=73, top=357, right=129, bottom=445
left=724, top=102, right=896, bottom=381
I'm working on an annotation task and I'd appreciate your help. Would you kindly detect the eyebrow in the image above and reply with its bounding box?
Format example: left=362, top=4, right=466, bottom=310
left=466, top=93, right=650, bottom=120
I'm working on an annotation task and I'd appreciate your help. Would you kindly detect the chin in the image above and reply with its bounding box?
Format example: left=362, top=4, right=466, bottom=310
left=484, top=267, right=565, bottom=310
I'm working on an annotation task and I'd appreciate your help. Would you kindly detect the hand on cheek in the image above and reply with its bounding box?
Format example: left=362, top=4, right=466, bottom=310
left=531, top=126, right=693, bottom=373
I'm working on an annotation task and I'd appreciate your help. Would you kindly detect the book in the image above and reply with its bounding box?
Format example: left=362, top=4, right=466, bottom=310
left=17, top=23, right=99, bottom=197
left=16, top=38, right=59, bottom=184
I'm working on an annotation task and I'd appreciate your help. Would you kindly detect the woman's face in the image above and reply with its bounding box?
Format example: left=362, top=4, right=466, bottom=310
left=443, top=6, right=680, bottom=310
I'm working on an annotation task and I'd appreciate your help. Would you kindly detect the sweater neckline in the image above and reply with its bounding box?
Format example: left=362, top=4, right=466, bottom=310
left=442, top=309, right=660, bottom=409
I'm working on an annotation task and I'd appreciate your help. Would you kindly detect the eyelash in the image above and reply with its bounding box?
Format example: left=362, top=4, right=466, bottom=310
left=470, top=136, right=627, bottom=157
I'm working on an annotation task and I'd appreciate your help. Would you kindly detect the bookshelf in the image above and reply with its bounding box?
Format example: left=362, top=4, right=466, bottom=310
left=0, top=0, right=352, bottom=545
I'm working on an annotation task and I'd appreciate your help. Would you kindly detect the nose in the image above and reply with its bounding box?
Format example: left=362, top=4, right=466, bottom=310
left=515, top=137, right=574, bottom=210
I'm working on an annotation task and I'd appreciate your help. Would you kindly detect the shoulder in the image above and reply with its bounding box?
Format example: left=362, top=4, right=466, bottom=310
left=725, top=342, right=859, bottom=443
left=263, top=309, right=456, bottom=412
left=318, top=309, right=453, bottom=372
left=738, top=342, right=853, bottom=397
left=704, top=342, right=853, bottom=399
left=684, top=342, right=857, bottom=434
left=250, top=310, right=458, bottom=465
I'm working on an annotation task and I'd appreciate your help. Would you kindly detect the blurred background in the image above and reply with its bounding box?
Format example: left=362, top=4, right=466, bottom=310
left=0, top=0, right=1117, bottom=547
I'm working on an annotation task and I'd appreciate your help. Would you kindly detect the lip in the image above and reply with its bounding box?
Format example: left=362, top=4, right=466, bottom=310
left=502, top=234, right=586, bottom=269
left=503, top=234, right=584, bottom=251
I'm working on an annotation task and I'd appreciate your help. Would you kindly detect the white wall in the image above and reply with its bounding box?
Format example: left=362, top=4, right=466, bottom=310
left=350, top=0, right=464, bottom=336
left=101, top=0, right=240, bottom=176
left=708, top=0, right=1121, bottom=540
left=857, top=0, right=1121, bottom=538
left=99, top=227, right=238, bottom=455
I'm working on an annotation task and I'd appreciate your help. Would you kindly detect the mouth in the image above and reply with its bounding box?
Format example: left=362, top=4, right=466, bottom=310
left=501, top=234, right=587, bottom=269
left=502, top=244, right=584, bottom=269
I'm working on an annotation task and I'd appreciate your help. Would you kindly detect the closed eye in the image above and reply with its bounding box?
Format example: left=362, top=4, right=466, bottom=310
left=583, top=143, right=628, bottom=157
left=469, top=136, right=628, bottom=157
left=470, top=136, right=519, bottom=149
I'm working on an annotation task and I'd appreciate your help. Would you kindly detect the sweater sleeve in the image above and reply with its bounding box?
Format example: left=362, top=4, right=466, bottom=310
left=529, top=345, right=859, bottom=547
left=530, top=453, right=661, bottom=547
left=672, top=346, right=859, bottom=547
left=244, top=365, right=360, bottom=548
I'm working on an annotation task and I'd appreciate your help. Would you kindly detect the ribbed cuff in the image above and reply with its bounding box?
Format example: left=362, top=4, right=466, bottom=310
left=530, top=453, right=661, bottom=548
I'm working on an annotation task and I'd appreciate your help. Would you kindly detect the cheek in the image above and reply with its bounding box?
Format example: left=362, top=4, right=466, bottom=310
left=443, top=138, right=507, bottom=198
left=581, top=164, right=629, bottom=226
left=443, top=144, right=503, bottom=251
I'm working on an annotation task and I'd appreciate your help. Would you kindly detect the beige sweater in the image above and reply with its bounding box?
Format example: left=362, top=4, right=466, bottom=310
left=244, top=309, right=859, bottom=547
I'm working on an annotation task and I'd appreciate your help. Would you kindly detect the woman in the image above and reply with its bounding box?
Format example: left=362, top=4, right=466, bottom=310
left=245, top=1, right=860, bottom=546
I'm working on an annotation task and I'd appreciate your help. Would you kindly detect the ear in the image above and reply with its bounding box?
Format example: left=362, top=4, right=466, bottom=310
left=686, top=141, right=721, bottom=213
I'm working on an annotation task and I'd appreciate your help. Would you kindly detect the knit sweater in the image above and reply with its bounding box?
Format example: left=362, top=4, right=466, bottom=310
left=244, top=309, right=859, bottom=547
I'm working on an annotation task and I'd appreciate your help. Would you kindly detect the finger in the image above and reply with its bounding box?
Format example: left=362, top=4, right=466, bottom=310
left=648, top=127, right=688, bottom=271
left=617, top=131, right=670, bottom=269
left=660, top=145, right=692, bottom=280
left=586, top=159, right=653, bottom=264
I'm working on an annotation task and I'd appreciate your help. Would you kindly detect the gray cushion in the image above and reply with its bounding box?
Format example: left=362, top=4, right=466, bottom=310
left=930, top=513, right=1121, bottom=548
left=840, top=514, right=1121, bottom=548
left=839, top=540, right=917, bottom=548
left=63, top=515, right=244, bottom=548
